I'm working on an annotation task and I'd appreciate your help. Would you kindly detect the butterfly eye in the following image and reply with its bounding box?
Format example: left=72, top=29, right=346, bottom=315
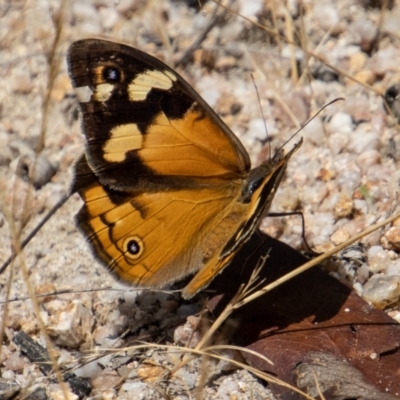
left=248, top=177, right=263, bottom=195
left=241, top=175, right=264, bottom=203
left=123, top=236, right=144, bottom=259
left=102, top=66, right=121, bottom=83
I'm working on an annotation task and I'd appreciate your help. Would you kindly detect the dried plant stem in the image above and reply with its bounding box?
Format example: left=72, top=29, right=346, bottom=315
left=93, top=343, right=313, bottom=399
left=194, top=210, right=400, bottom=360
left=283, top=5, right=298, bottom=85
left=212, top=0, right=380, bottom=94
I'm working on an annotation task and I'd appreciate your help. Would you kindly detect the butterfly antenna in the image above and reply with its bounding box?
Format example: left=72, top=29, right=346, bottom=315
left=278, top=97, right=344, bottom=152
left=251, top=73, right=271, bottom=160
left=0, top=193, right=71, bottom=274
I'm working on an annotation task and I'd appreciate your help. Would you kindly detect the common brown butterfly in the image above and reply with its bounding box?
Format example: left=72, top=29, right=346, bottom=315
left=67, top=39, right=301, bottom=299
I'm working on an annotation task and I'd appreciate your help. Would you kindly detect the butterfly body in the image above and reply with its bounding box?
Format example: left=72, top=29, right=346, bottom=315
left=68, top=39, right=301, bottom=299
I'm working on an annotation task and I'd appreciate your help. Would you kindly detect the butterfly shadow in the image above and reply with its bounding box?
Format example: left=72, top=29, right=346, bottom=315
left=207, top=230, right=351, bottom=336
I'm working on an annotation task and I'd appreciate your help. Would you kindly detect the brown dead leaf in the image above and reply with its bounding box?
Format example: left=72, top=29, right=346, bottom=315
left=207, top=231, right=400, bottom=399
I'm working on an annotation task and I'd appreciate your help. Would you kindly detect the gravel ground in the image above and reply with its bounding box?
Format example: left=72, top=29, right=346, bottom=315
left=0, top=0, right=400, bottom=398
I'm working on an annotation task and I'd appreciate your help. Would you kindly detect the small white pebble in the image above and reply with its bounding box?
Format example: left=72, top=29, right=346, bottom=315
left=386, top=260, right=400, bottom=275
left=331, top=228, right=350, bottom=245
left=367, top=246, right=391, bottom=273
left=217, top=376, right=240, bottom=400
left=369, top=352, right=378, bottom=360
left=356, top=150, right=380, bottom=173
left=363, top=274, right=400, bottom=308
left=99, top=7, right=119, bottom=30
left=247, top=118, right=268, bottom=141
left=353, top=282, right=363, bottom=296
left=350, top=18, right=378, bottom=50
left=371, top=46, right=400, bottom=75
left=348, top=127, right=379, bottom=154
left=301, top=116, right=325, bottom=146
left=328, top=132, right=348, bottom=154
left=2, top=370, right=14, bottom=380
left=328, top=112, right=353, bottom=135
left=313, top=3, right=341, bottom=34
left=239, top=0, right=263, bottom=17
left=356, top=263, right=370, bottom=284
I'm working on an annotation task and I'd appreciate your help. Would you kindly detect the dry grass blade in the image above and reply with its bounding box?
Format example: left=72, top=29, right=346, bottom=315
left=175, top=1, right=222, bottom=67
left=0, top=1, right=71, bottom=398
left=203, top=344, right=273, bottom=366
left=193, top=210, right=400, bottom=361
left=1, top=0, right=399, bottom=398
left=0, top=194, right=70, bottom=275
left=79, top=342, right=313, bottom=399
left=213, top=0, right=382, bottom=93
left=236, top=210, right=400, bottom=309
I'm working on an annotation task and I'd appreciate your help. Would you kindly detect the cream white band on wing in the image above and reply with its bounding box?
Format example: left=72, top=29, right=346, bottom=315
left=94, top=83, right=114, bottom=102
left=103, top=123, right=143, bottom=162
left=128, top=69, right=177, bottom=101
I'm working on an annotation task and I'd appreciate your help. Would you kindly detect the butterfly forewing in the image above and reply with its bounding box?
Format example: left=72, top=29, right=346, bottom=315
left=68, top=39, right=250, bottom=192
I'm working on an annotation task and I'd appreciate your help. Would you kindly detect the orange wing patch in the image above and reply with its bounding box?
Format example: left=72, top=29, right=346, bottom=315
left=77, top=179, right=248, bottom=288
left=138, top=107, right=248, bottom=179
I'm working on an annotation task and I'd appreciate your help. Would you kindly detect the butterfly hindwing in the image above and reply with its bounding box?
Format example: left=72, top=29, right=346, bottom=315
left=74, top=157, right=251, bottom=289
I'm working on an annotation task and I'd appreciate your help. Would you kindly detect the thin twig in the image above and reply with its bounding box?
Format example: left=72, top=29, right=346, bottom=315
left=0, top=194, right=70, bottom=275
left=175, top=0, right=233, bottom=67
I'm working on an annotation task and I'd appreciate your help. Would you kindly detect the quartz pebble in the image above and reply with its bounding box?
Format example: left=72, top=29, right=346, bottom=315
left=91, top=370, right=121, bottom=391
left=367, top=246, right=392, bottom=273
left=1, top=1, right=399, bottom=398
left=328, top=112, right=353, bottom=135
left=51, top=389, right=78, bottom=400
left=371, top=46, right=400, bottom=76
left=1, top=370, right=15, bottom=380
left=356, top=150, right=380, bottom=173
left=363, top=275, right=400, bottom=309
left=3, top=353, right=25, bottom=372
left=47, top=300, right=93, bottom=348
left=119, top=381, right=153, bottom=399
left=383, top=5, right=400, bottom=36
left=313, top=3, right=342, bottom=35
left=301, top=116, right=325, bottom=146
left=334, top=192, right=353, bottom=218
left=331, top=228, right=351, bottom=245
left=173, top=315, right=202, bottom=347
left=349, top=17, right=377, bottom=51
left=328, top=132, right=348, bottom=154
left=384, top=227, right=400, bottom=250
left=386, top=260, right=400, bottom=276
left=217, top=376, right=240, bottom=400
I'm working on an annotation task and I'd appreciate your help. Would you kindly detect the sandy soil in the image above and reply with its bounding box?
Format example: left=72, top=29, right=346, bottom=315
left=0, top=0, right=399, bottom=398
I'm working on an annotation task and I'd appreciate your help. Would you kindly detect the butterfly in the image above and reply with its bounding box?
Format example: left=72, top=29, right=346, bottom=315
left=67, top=39, right=301, bottom=299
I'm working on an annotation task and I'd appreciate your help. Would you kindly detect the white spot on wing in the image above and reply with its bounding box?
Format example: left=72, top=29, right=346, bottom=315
left=74, top=86, right=93, bottom=103
left=94, top=83, right=114, bottom=102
